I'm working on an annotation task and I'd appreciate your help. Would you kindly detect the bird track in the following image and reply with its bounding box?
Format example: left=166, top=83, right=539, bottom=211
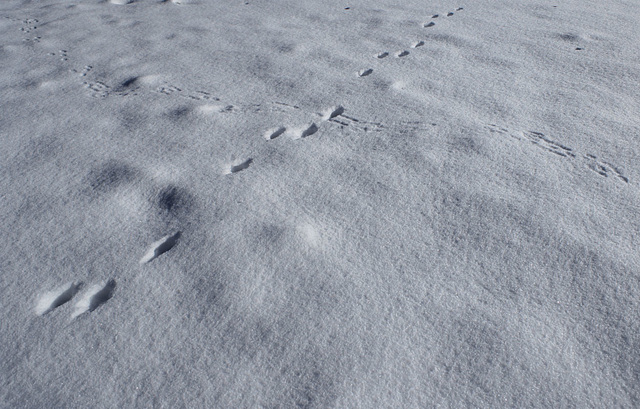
left=487, top=124, right=629, bottom=184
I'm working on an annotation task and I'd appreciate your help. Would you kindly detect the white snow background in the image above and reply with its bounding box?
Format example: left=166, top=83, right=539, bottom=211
left=1, top=0, right=640, bottom=407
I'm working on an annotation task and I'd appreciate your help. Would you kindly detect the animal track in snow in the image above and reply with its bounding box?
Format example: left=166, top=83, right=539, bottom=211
left=140, top=232, right=182, bottom=264
left=281, top=122, right=320, bottom=139
left=187, top=91, right=218, bottom=101
left=489, top=125, right=575, bottom=157
left=296, top=123, right=319, bottom=139
left=227, top=158, right=254, bottom=174
left=322, top=105, right=345, bottom=120
left=584, top=154, right=629, bottom=183
left=156, top=84, right=182, bottom=95
left=83, top=78, right=139, bottom=98
left=105, top=76, right=142, bottom=96
left=328, top=114, right=436, bottom=134
left=19, top=18, right=38, bottom=33
left=71, top=65, right=93, bottom=77
left=422, top=8, right=462, bottom=29
left=487, top=124, right=509, bottom=136
left=521, top=131, right=576, bottom=158
left=264, top=106, right=340, bottom=144
left=264, top=126, right=287, bottom=140
left=328, top=114, right=383, bottom=132
left=23, top=36, right=41, bottom=43
left=47, top=49, right=69, bottom=61
left=219, top=104, right=235, bottom=113
left=78, top=74, right=229, bottom=104
left=35, top=282, right=83, bottom=316
left=487, top=124, right=629, bottom=184
left=84, top=81, right=110, bottom=98
left=369, top=4, right=470, bottom=67
left=71, top=280, right=116, bottom=318
left=273, top=101, right=300, bottom=110
left=156, top=84, right=223, bottom=103
left=358, top=68, right=373, bottom=77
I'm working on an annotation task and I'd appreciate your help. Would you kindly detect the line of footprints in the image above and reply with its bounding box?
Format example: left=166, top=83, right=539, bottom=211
left=225, top=106, right=345, bottom=174
left=31, top=3, right=628, bottom=318
left=32, top=120, right=632, bottom=319
left=7, top=13, right=189, bottom=320
left=35, top=232, right=181, bottom=318
left=487, top=124, right=629, bottom=183
left=34, top=102, right=378, bottom=318
left=358, top=7, right=464, bottom=77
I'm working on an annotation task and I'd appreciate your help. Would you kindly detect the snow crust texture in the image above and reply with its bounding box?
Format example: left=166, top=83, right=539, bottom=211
left=2, top=0, right=640, bottom=407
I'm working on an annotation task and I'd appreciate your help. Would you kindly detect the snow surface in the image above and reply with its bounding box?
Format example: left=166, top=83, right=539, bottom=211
left=2, top=0, right=640, bottom=407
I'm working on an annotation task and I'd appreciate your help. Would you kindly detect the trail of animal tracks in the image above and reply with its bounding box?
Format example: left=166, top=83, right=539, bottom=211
left=2, top=0, right=640, bottom=407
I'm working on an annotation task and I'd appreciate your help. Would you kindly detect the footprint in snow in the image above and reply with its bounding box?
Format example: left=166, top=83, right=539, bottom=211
left=227, top=158, right=254, bottom=174
left=396, top=50, right=410, bottom=57
left=295, top=123, right=319, bottom=139
left=264, top=126, right=287, bottom=140
left=156, top=85, right=181, bottom=95
left=71, top=280, right=116, bottom=319
left=72, top=65, right=93, bottom=77
left=358, top=68, right=373, bottom=77
left=35, top=282, right=83, bottom=316
left=139, top=232, right=182, bottom=264
left=322, top=106, right=345, bottom=120
left=583, top=154, right=629, bottom=183
left=412, top=41, right=425, bottom=48
left=424, top=22, right=435, bottom=27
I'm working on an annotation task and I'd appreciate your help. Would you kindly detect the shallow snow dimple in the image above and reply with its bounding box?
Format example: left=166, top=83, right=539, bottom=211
left=298, top=222, right=321, bottom=248
left=35, top=282, right=82, bottom=316
left=139, top=232, right=182, bottom=264
left=71, top=280, right=116, bottom=319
